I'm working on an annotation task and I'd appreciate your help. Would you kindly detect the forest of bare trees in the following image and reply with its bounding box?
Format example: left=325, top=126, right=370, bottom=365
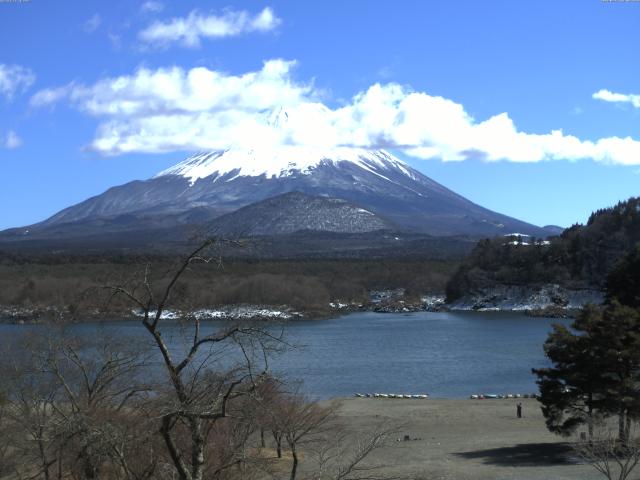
left=0, top=250, right=457, bottom=321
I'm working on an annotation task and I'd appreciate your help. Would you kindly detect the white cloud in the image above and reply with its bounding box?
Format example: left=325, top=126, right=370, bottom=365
left=4, top=130, right=22, bottom=149
left=108, top=32, right=122, bottom=49
left=83, top=14, right=102, bottom=33
left=593, top=89, right=640, bottom=108
left=30, top=60, right=640, bottom=165
left=140, top=1, right=163, bottom=14
left=30, top=60, right=309, bottom=114
left=0, top=64, right=35, bottom=100
left=138, top=7, right=281, bottom=47
left=30, top=84, right=74, bottom=107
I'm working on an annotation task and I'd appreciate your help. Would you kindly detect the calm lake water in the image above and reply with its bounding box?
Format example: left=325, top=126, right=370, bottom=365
left=0, top=311, right=567, bottom=399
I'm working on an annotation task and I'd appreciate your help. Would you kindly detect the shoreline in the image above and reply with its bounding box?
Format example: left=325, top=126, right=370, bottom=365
left=0, top=300, right=580, bottom=324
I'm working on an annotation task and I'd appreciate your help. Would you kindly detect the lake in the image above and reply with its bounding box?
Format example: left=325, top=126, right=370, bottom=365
left=0, top=310, right=567, bottom=399
left=272, top=310, right=567, bottom=398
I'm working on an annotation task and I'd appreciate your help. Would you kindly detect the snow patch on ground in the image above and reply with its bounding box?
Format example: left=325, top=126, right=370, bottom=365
left=329, top=301, right=350, bottom=309
left=421, top=295, right=446, bottom=309
left=0, top=306, right=63, bottom=323
left=194, top=306, right=300, bottom=320
left=448, top=284, right=604, bottom=312
left=132, top=305, right=302, bottom=321
left=370, top=288, right=406, bottom=304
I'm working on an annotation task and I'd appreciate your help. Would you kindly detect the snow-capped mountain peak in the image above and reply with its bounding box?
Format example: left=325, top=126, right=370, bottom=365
left=15, top=142, right=549, bottom=242
left=155, top=146, right=415, bottom=185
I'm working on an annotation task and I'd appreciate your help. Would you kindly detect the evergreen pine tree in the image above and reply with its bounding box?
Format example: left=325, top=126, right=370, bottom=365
left=533, top=305, right=605, bottom=438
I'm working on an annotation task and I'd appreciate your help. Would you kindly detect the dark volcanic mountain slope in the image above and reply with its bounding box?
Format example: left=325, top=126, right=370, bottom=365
left=208, top=191, right=394, bottom=236
left=2, top=146, right=550, bottom=241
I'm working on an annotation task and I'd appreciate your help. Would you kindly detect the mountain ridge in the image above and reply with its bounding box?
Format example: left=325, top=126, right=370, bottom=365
left=1, top=146, right=556, bottom=251
left=208, top=191, right=395, bottom=236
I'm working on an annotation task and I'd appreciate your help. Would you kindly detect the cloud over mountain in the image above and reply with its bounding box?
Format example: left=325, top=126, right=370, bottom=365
left=30, top=60, right=640, bottom=165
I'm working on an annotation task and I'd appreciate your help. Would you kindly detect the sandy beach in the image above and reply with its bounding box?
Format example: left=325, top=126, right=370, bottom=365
left=332, top=397, right=602, bottom=480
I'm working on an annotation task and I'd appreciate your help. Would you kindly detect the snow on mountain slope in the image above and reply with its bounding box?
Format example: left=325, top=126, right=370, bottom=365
left=155, top=146, right=417, bottom=185
left=1, top=144, right=552, bottom=241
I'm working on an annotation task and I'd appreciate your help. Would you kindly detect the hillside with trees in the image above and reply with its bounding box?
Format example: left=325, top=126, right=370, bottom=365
left=446, top=197, right=640, bottom=303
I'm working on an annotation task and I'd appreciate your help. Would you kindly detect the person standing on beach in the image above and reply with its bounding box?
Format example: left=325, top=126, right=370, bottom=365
left=516, top=402, right=522, bottom=418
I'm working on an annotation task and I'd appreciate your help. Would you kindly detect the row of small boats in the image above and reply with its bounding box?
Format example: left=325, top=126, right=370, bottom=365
left=354, top=393, right=429, bottom=399
left=469, top=393, right=538, bottom=400
left=354, top=393, right=538, bottom=399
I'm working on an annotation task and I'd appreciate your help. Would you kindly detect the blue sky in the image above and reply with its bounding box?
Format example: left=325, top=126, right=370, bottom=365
left=1, top=0, right=639, bottom=230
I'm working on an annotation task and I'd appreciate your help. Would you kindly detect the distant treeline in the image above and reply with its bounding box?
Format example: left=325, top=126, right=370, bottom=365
left=446, top=197, right=640, bottom=302
left=0, top=253, right=459, bottom=317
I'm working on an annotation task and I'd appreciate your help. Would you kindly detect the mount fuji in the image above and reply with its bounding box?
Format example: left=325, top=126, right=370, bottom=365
left=0, top=145, right=554, bottom=251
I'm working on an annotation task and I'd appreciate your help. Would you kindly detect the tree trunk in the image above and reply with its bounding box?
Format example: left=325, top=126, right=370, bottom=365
left=190, top=417, right=205, bottom=480
left=37, top=434, right=51, bottom=480
left=82, top=457, right=99, bottom=480
left=161, top=417, right=191, bottom=480
left=290, top=444, right=298, bottom=480
left=260, top=428, right=266, bottom=448
left=619, top=407, right=627, bottom=445
left=588, top=395, right=594, bottom=441
left=80, top=444, right=100, bottom=480
left=272, top=431, right=282, bottom=458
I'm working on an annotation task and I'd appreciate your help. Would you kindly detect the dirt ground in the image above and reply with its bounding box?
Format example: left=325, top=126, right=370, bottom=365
left=330, top=397, right=603, bottom=480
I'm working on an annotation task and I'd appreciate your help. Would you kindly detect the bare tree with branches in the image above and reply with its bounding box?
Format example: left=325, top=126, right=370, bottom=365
left=0, top=330, right=155, bottom=480
left=43, top=335, right=152, bottom=479
left=0, top=239, right=394, bottom=480
left=275, top=394, right=335, bottom=480
left=0, top=389, right=20, bottom=479
left=574, top=425, right=640, bottom=480
left=105, top=239, right=285, bottom=480
left=308, top=423, right=396, bottom=480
